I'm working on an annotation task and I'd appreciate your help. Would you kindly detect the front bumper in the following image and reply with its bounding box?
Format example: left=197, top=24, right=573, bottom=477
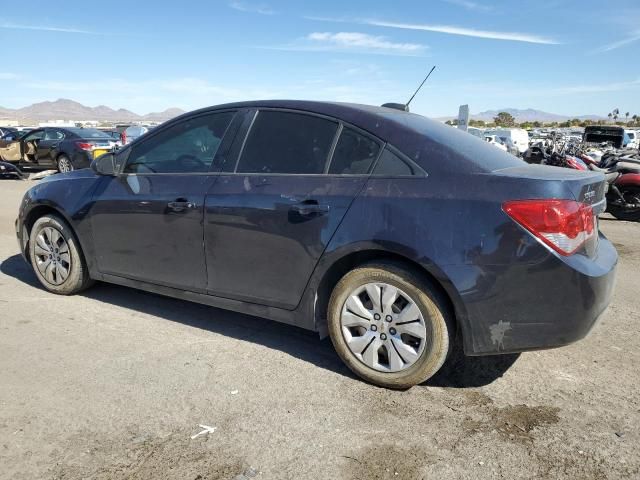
left=446, top=234, right=618, bottom=355
left=15, top=216, right=28, bottom=261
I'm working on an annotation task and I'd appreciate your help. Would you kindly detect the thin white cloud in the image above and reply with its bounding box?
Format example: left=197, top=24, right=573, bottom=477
left=593, top=31, right=640, bottom=53
left=364, top=19, right=560, bottom=44
left=441, top=0, right=492, bottom=12
left=546, top=78, right=640, bottom=95
left=0, top=22, right=95, bottom=34
left=307, top=32, right=425, bottom=54
left=229, top=1, right=275, bottom=15
left=0, top=72, right=20, bottom=80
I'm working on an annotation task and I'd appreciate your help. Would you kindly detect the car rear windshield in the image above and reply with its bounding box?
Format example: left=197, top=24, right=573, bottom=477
left=66, top=128, right=112, bottom=139
left=380, top=111, right=524, bottom=172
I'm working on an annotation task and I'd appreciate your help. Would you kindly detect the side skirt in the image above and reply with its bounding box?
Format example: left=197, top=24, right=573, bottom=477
left=99, top=273, right=316, bottom=331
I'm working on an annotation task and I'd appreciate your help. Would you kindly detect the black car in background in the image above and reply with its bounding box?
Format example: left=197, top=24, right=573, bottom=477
left=0, top=126, right=18, bottom=137
left=15, top=101, right=617, bottom=388
left=0, top=127, right=116, bottom=172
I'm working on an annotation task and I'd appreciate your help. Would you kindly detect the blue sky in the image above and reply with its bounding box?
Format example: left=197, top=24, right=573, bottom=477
left=1, top=0, right=639, bottom=117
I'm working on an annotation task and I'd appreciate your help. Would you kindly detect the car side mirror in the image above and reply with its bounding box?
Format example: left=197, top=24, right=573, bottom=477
left=91, top=153, right=117, bottom=176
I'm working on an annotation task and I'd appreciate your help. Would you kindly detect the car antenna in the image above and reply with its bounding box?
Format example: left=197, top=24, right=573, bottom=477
left=381, top=65, right=436, bottom=112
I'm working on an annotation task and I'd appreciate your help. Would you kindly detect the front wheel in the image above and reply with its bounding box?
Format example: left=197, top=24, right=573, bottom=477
left=608, top=186, right=640, bottom=222
left=56, top=154, right=74, bottom=173
left=328, top=262, right=454, bottom=389
left=29, top=214, right=93, bottom=294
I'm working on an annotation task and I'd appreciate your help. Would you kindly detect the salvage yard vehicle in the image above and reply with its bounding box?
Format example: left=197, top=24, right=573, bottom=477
left=0, top=127, right=117, bottom=172
left=483, top=134, right=508, bottom=152
left=15, top=101, right=617, bottom=388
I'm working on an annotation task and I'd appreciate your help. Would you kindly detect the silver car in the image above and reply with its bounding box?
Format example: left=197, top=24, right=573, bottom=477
left=122, top=125, right=150, bottom=145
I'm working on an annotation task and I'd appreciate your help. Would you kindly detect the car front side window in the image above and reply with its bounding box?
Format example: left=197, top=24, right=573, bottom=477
left=123, top=111, right=235, bottom=174
left=23, top=131, right=44, bottom=142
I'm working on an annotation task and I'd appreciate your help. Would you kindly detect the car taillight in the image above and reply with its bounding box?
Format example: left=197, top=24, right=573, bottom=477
left=503, top=199, right=595, bottom=256
left=75, top=142, right=92, bottom=151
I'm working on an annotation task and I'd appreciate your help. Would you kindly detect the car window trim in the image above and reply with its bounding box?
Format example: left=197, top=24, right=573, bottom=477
left=119, top=109, right=239, bottom=176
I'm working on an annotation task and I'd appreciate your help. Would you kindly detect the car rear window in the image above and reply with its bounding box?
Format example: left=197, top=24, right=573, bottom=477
left=380, top=111, right=524, bottom=172
left=66, top=128, right=111, bottom=139
left=328, top=128, right=380, bottom=175
left=237, top=111, right=338, bottom=174
left=372, top=148, right=419, bottom=176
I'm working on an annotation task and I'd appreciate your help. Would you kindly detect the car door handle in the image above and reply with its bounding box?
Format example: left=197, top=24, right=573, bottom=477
left=167, top=200, right=197, bottom=212
left=290, top=200, right=330, bottom=216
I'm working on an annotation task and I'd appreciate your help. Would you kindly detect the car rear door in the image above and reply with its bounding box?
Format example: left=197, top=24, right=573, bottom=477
left=89, top=110, right=240, bottom=291
left=37, top=129, right=64, bottom=166
left=204, top=109, right=382, bottom=309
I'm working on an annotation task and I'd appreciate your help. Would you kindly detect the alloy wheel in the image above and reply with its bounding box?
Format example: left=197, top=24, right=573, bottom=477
left=340, top=282, right=428, bottom=372
left=58, top=157, right=73, bottom=173
left=34, top=227, right=71, bottom=285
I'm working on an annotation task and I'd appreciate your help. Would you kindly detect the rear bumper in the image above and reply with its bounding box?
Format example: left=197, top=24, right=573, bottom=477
left=446, top=234, right=618, bottom=355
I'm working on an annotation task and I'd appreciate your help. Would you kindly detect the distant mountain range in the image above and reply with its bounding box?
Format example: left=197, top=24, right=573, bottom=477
left=0, top=99, right=186, bottom=123
left=0, top=100, right=609, bottom=125
left=437, top=108, right=607, bottom=123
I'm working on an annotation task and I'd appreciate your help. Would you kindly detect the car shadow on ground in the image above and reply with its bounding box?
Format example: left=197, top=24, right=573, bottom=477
left=1, top=253, right=519, bottom=389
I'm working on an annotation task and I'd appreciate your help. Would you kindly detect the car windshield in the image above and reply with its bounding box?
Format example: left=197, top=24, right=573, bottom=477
left=66, top=128, right=111, bottom=139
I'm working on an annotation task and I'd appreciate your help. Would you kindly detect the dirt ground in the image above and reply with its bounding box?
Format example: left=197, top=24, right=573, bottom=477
left=0, top=179, right=638, bottom=480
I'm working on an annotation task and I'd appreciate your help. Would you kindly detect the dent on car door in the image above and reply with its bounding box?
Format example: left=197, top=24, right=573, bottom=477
left=204, top=110, right=382, bottom=310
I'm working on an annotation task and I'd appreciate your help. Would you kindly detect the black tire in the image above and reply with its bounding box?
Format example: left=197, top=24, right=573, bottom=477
left=56, top=154, right=74, bottom=173
left=327, top=261, right=454, bottom=389
left=29, top=214, right=94, bottom=295
left=608, top=186, right=640, bottom=222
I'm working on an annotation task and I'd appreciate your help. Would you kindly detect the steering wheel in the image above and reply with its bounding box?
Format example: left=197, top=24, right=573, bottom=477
left=175, top=154, right=206, bottom=171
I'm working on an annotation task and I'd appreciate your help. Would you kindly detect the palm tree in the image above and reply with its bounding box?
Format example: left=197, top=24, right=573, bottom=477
left=626, top=112, right=630, bottom=124
left=633, top=114, right=638, bottom=126
left=608, top=112, right=613, bottom=123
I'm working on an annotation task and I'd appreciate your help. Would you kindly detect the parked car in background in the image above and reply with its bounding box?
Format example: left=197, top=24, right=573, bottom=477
left=484, top=134, right=508, bottom=152
left=486, top=128, right=529, bottom=154
left=0, top=126, right=18, bottom=137
left=625, top=130, right=638, bottom=149
left=14, top=100, right=617, bottom=388
left=97, top=129, right=123, bottom=145
left=0, top=127, right=117, bottom=172
left=121, top=125, right=150, bottom=145
left=496, top=135, right=520, bottom=156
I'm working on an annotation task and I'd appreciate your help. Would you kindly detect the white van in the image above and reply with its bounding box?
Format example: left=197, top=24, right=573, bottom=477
left=624, top=130, right=639, bottom=149
left=486, top=128, right=529, bottom=154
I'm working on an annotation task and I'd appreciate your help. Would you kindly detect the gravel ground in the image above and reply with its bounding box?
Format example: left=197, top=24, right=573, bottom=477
left=0, top=179, right=638, bottom=480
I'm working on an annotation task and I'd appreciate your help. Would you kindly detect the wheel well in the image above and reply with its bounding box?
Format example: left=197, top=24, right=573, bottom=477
left=22, top=206, right=65, bottom=254
left=314, top=250, right=459, bottom=339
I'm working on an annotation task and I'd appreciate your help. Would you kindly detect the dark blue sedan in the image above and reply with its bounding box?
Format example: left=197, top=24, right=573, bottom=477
left=15, top=101, right=617, bottom=388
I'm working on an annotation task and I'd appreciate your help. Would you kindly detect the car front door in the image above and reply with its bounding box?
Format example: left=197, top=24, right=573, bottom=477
left=17, top=129, right=44, bottom=164
left=89, top=110, right=239, bottom=291
left=204, top=110, right=382, bottom=309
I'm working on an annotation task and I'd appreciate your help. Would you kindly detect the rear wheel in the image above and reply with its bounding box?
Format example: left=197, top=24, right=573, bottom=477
left=29, top=214, right=93, bottom=294
left=608, top=186, right=640, bottom=222
left=57, top=155, right=73, bottom=173
left=327, top=261, right=454, bottom=389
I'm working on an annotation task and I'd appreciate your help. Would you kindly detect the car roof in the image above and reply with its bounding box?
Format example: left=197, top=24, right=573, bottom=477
left=171, top=100, right=524, bottom=174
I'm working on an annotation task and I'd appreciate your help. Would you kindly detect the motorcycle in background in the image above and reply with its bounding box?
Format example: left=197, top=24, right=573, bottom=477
left=524, top=138, right=640, bottom=222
